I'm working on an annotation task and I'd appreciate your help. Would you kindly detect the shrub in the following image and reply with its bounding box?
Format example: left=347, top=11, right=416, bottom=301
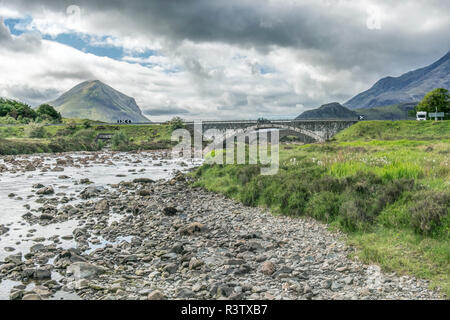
left=311, top=176, right=344, bottom=193
left=0, top=138, right=50, bottom=155
left=168, top=117, right=185, bottom=131
left=111, top=131, right=130, bottom=150
left=49, top=129, right=100, bottom=152
left=24, top=122, right=45, bottom=138
left=65, top=121, right=78, bottom=131
left=279, top=180, right=310, bottom=216
left=82, top=120, right=92, bottom=129
left=305, top=191, right=342, bottom=222
left=35, top=104, right=62, bottom=123
left=373, top=179, right=415, bottom=214
left=0, top=116, right=20, bottom=124
left=338, top=197, right=371, bottom=231
left=237, top=165, right=260, bottom=184
left=71, top=129, right=97, bottom=150
left=241, top=179, right=261, bottom=206
left=55, top=129, right=73, bottom=137
left=48, top=137, right=66, bottom=153
left=410, top=191, right=450, bottom=236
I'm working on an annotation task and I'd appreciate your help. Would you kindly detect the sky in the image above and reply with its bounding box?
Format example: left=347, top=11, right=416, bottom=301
left=0, top=0, right=449, bottom=121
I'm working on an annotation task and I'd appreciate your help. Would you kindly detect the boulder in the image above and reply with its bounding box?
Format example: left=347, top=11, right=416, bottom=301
left=163, top=206, right=177, bottom=216
left=36, top=186, right=54, bottom=195
left=95, top=199, right=109, bottom=213
left=179, top=222, right=205, bottom=235
left=261, top=261, right=276, bottom=276
left=147, top=290, right=165, bottom=300
left=66, top=262, right=107, bottom=279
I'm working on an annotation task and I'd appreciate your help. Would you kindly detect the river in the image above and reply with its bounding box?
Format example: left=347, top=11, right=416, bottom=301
left=0, top=150, right=202, bottom=300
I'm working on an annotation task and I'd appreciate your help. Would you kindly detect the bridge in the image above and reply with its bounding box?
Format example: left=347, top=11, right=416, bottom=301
left=95, top=133, right=114, bottom=142
left=184, top=120, right=358, bottom=143
left=1, top=119, right=358, bottom=144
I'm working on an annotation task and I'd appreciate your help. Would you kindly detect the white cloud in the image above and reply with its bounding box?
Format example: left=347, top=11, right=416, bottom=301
left=0, top=0, right=448, bottom=120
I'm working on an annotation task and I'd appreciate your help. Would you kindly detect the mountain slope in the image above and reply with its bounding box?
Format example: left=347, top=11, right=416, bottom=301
left=344, top=52, right=450, bottom=109
left=296, top=102, right=358, bottom=120
left=354, top=102, right=417, bottom=120
left=49, top=80, right=150, bottom=122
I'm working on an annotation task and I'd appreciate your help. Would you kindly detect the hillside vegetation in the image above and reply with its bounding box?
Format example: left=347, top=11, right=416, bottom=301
left=0, top=122, right=176, bottom=155
left=333, top=120, right=450, bottom=141
left=193, top=121, right=450, bottom=296
left=0, top=99, right=62, bottom=124
left=354, top=103, right=416, bottom=120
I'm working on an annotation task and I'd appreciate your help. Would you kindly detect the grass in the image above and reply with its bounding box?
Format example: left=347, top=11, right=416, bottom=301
left=333, top=120, right=450, bottom=141
left=0, top=120, right=177, bottom=155
left=348, top=228, right=449, bottom=294
left=193, top=121, right=450, bottom=297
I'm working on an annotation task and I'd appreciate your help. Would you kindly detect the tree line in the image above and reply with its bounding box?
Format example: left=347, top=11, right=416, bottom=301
left=0, top=98, right=62, bottom=124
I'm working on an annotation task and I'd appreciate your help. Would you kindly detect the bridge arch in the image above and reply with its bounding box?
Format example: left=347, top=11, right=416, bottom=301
left=204, top=123, right=325, bottom=148
left=185, top=120, right=357, bottom=154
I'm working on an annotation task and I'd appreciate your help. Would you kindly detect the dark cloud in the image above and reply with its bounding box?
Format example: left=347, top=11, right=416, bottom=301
left=7, top=0, right=449, bottom=73
left=1, top=0, right=449, bottom=118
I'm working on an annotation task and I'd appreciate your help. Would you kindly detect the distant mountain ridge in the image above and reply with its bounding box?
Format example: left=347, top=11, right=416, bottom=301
left=354, top=102, right=417, bottom=120
left=344, top=51, right=450, bottom=109
left=296, top=102, right=358, bottom=120
left=49, top=80, right=150, bottom=123
left=295, top=101, right=417, bottom=121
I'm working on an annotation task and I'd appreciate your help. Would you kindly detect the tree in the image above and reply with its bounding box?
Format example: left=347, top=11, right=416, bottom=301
left=0, top=98, right=36, bottom=120
left=416, top=88, right=450, bottom=116
left=168, top=116, right=185, bottom=131
left=36, top=104, right=62, bottom=122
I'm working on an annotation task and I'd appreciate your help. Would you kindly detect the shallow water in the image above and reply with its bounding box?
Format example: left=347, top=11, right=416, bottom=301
left=0, top=151, right=202, bottom=300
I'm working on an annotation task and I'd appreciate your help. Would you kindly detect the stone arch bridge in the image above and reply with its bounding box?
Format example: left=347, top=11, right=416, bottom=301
left=184, top=120, right=357, bottom=144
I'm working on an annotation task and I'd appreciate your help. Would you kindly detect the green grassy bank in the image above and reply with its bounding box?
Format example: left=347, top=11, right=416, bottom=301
left=0, top=121, right=176, bottom=155
left=193, top=121, right=450, bottom=296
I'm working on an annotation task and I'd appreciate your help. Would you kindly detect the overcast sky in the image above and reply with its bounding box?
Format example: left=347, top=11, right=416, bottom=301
left=0, top=0, right=449, bottom=120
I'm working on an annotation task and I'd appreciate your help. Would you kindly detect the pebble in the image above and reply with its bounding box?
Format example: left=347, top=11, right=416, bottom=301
left=0, top=151, right=442, bottom=301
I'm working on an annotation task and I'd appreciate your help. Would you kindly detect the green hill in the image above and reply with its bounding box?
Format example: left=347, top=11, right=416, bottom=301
left=49, top=80, right=150, bottom=123
left=295, top=102, right=418, bottom=120
left=334, top=120, right=450, bottom=141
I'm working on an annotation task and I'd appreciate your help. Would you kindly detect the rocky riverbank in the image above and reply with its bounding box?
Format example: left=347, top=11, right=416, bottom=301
left=0, top=153, right=442, bottom=300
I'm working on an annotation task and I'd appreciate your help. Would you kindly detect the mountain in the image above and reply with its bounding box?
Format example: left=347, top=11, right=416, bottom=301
left=354, top=102, right=417, bottom=120
left=296, top=102, right=358, bottom=120
left=49, top=80, right=150, bottom=123
left=344, top=51, right=450, bottom=109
